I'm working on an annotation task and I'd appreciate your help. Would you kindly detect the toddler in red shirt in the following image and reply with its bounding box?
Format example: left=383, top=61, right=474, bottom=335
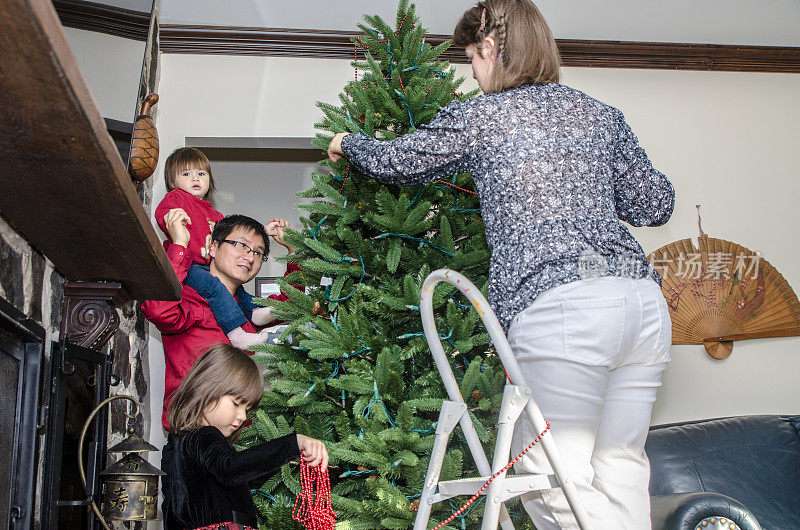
left=155, top=147, right=281, bottom=349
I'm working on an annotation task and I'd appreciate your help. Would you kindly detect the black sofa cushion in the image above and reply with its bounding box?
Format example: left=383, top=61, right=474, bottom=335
left=646, top=415, right=800, bottom=530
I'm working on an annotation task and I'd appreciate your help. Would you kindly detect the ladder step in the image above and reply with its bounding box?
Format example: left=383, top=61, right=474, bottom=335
left=438, top=473, right=559, bottom=499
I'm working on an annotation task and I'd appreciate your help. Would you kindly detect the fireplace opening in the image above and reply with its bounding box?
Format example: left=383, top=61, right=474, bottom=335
left=41, top=341, right=114, bottom=529
left=0, top=297, right=45, bottom=530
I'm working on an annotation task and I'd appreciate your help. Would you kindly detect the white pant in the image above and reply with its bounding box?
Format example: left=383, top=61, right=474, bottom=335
left=507, top=277, right=671, bottom=530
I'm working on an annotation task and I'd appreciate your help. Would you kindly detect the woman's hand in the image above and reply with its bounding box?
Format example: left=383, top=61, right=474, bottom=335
left=164, top=208, right=191, bottom=248
left=327, top=132, right=350, bottom=162
left=296, top=434, right=329, bottom=470
left=265, top=217, right=294, bottom=252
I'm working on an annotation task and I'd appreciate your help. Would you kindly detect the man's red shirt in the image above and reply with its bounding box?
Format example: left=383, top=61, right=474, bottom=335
left=142, top=243, right=298, bottom=429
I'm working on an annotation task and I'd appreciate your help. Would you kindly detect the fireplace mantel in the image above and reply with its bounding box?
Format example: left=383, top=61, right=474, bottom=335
left=0, top=0, right=180, bottom=302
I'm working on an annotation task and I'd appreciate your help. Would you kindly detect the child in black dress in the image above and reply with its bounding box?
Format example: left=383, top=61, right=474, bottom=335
left=161, top=344, right=328, bottom=530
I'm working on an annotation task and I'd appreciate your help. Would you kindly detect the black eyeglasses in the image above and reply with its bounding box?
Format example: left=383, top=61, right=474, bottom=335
left=218, top=239, right=268, bottom=262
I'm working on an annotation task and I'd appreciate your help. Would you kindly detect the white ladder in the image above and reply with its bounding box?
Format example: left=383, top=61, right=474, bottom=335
left=413, top=269, right=592, bottom=530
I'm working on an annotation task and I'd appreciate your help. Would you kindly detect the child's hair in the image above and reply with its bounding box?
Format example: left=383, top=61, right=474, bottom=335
left=212, top=214, right=271, bottom=260
left=164, top=147, right=217, bottom=200
left=167, top=344, right=264, bottom=441
left=453, top=0, right=560, bottom=93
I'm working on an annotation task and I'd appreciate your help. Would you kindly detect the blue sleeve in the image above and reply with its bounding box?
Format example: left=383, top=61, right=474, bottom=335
left=611, top=110, right=675, bottom=227
left=234, top=286, right=256, bottom=320
left=183, top=264, right=248, bottom=334
left=341, top=100, right=470, bottom=186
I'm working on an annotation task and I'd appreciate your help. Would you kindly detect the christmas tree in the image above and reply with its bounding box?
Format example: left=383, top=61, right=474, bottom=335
left=241, top=2, right=517, bottom=528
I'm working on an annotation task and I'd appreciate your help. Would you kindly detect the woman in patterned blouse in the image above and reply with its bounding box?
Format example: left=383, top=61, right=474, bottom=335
left=329, top=1, right=674, bottom=528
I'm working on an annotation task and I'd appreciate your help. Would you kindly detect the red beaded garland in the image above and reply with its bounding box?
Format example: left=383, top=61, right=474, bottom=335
left=292, top=454, right=336, bottom=530
left=339, top=166, right=351, bottom=194
left=431, top=421, right=551, bottom=530
left=435, top=179, right=478, bottom=196
left=194, top=522, right=254, bottom=530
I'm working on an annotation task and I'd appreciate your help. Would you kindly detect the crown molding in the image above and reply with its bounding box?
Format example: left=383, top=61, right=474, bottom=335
left=557, top=39, right=800, bottom=72
left=45, top=1, right=800, bottom=74
left=158, top=25, right=800, bottom=73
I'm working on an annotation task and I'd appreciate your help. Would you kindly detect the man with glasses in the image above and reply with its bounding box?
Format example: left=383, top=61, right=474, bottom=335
left=143, top=213, right=298, bottom=430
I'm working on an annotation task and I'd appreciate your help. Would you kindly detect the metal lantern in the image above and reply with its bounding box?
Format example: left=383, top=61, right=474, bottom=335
left=79, top=395, right=164, bottom=529
left=100, top=434, right=164, bottom=520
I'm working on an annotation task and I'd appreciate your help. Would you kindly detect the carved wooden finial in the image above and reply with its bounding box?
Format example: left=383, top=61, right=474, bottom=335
left=141, top=93, right=159, bottom=116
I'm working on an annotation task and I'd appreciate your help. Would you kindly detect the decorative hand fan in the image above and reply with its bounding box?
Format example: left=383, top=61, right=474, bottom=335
left=128, top=93, right=159, bottom=182
left=648, top=234, right=800, bottom=358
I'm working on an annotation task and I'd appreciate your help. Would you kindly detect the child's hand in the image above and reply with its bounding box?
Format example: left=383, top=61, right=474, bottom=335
left=296, top=434, right=329, bottom=470
left=327, top=132, right=350, bottom=162
left=164, top=208, right=191, bottom=248
left=265, top=218, right=294, bottom=252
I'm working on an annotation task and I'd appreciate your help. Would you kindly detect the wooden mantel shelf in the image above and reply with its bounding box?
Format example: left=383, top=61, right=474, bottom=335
left=0, top=0, right=180, bottom=301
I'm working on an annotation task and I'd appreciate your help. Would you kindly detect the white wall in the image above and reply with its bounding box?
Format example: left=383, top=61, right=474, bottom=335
left=147, top=53, right=800, bottom=462
left=62, top=27, right=145, bottom=122
left=207, top=159, right=317, bottom=281
left=558, top=67, right=800, bottom=423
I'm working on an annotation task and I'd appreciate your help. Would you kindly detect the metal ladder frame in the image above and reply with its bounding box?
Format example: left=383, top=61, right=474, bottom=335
left=413, top=269, right=592, bottom=530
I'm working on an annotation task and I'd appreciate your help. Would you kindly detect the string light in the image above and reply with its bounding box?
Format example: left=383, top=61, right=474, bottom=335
left=355, top=12, right=413, bottom=48
left=352, top=12, right=463, bottom=103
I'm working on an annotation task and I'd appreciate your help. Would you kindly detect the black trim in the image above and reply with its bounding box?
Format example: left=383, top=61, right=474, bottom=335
left=198, top=147, right=324, bottom=163
left=187, top=137, right=323, bottom=163
left=0, top=296, right=46, bottom=343
left=104, top=118, right=134, bottom=164
left=103, top=117, right=133, bottom=135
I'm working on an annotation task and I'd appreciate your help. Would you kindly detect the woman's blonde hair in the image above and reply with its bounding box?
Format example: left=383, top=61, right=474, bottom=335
left=167, top=344, right=264, bottom=441
left=453, top=0, right=560, bottom=93
left=164, top=146, right=216, bottom=201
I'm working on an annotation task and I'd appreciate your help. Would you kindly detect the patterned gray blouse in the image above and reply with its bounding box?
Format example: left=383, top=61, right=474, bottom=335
left=341, top=82, right=675, bottom=331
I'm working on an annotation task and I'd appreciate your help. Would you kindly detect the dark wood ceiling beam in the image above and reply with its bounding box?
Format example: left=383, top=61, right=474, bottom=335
left=159, top=25, right=800, bottom=73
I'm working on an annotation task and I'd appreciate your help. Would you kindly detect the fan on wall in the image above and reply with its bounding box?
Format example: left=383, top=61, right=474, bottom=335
left=647, top=228, right=800, bottom=358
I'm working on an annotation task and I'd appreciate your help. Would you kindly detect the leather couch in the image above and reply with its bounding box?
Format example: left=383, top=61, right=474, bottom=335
left=644, top=414, right=800, bottom=530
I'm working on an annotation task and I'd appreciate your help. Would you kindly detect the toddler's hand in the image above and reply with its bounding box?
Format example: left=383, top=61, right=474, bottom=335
left=296, top=434, right=329, bottom=470
left=164, top=208, right=191, bottom=248
left=265, top=218, right=294, bottom=252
